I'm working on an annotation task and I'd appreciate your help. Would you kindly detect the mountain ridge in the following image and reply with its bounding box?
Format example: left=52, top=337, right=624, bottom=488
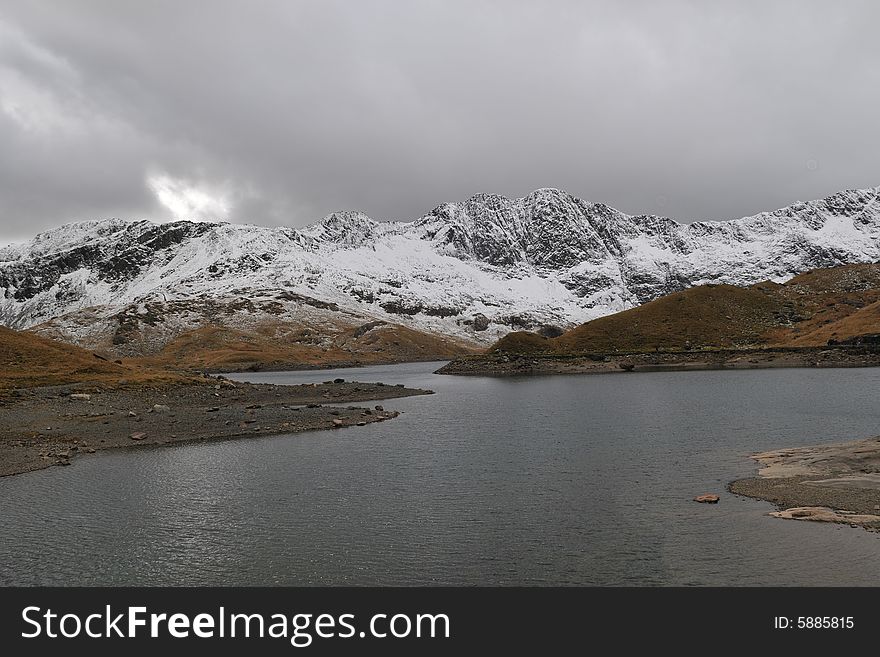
left=1, top=185, right=879, bottom=359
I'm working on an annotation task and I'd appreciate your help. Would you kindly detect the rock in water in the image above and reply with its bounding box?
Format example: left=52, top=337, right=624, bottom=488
left=694, top=494, right=720, bottom=504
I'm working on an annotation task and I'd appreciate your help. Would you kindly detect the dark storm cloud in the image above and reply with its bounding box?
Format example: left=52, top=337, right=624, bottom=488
left=1, top=0, right=879, bottom=242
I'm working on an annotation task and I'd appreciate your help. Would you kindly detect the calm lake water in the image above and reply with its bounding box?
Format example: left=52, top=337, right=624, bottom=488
left=3, top=363, right=880, bottom=586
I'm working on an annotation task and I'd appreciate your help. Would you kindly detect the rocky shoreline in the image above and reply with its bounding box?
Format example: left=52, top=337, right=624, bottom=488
left=435, top=346, right=880, bottom=376
left=729, top=437, right=880, bottom=531
left=0, top=377, right=431, bottom=477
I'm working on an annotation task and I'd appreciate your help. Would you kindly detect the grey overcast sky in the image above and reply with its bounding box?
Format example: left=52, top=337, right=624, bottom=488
left=1, top=0, right=879, bottom=242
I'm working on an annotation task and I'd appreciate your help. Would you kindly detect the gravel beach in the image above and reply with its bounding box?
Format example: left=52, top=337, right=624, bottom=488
left=0, top=377, right=431, bottom=477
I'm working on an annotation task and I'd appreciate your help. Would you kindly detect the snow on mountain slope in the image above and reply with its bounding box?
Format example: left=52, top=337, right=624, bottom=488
left=1, top=186, right=879, bottom=349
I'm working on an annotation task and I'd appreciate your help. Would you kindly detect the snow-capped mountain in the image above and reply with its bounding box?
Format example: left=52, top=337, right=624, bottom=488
left=1, top=186, right=879, bottom=351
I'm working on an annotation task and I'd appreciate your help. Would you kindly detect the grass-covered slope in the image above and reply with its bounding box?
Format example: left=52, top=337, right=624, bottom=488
left=0, top=325, right=188, bottom=390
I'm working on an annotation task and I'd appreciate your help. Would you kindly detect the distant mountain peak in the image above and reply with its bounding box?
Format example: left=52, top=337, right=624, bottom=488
left=300, top=210, right=379, bottom=246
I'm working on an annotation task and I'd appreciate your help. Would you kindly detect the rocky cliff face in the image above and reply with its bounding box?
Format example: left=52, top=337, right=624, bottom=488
left=1, top=186, right=878, bottom=347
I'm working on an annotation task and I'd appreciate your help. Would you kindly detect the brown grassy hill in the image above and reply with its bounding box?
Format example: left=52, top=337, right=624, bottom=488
left=133, top=321, right=477, bottom=372
left=556, top=284, right=780, bottom=352
left=491, top=263, right=880, bottom=356
left=0, top=326, right=187, bottom=390
left=31, top=294, right=479, bottom=372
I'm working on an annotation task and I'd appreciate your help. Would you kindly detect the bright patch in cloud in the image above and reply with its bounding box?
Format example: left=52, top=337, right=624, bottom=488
left=147, top=174, right=230, bottom=221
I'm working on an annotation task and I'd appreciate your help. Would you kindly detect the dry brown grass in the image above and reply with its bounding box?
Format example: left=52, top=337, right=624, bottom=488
left=763, top=264, right=880, bottom=346
left=556, top=284, right=780, bottom=352
left=0, top=326, right=190, bottom=390
left=133, top=322, right=478, bottom=372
